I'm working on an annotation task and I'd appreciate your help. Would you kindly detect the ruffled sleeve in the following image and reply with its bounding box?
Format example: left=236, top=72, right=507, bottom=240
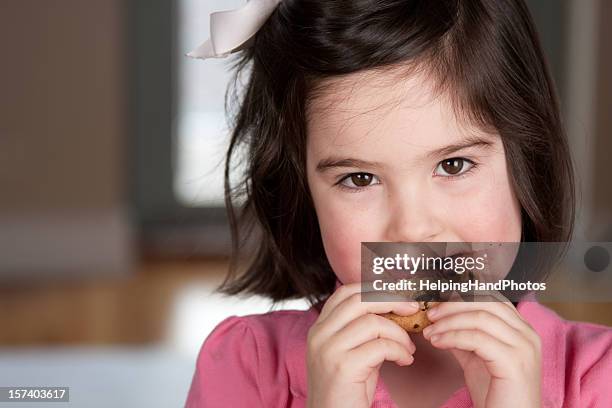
left=185, top=316, right=263, bottom=407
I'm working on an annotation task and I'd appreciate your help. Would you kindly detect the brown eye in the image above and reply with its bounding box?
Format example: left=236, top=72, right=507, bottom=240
left=339, top=172, right=380, bottom=190
left=350, top=173, right=374, bottom=187
left=435, top=158, right=475, bottom=177
left=441, top=158, right=464, bottom=174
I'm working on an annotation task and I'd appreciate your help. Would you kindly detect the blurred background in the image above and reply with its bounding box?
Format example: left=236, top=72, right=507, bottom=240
left=0, top=0, right=610, bottom=407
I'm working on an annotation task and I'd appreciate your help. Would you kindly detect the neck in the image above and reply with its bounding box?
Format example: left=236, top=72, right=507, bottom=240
left=381, top=330, right=464, bottom=378
left=411, top=330, right=455, bottom=364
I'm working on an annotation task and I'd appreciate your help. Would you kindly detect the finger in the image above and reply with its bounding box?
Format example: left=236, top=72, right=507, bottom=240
left=422, top=309, right=530, bottom=349
left=427, top=298, right=525, bottom=332
left=319, top=282, right=373, bottom=322
left=349, top=338, right=415, bottom=371
left=428, top=329, right=513, bottom=378
left=328, top=313, right=416, bottom=354
left=322, top=291, right=419, bottom=335
left=472, top=290, right=520, bottom=314
left=449, top=289, right=517, bottom=312
left=428, top=298, right=541, bottom=349
left=319, top=282, right=415, bottom=323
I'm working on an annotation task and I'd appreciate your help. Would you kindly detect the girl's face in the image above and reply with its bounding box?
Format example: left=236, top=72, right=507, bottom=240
left=305, top=69, right=522, bottom=285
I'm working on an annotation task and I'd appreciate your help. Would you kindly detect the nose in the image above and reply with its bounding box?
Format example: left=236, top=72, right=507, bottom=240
left=383, top=186, right=443, bottom=243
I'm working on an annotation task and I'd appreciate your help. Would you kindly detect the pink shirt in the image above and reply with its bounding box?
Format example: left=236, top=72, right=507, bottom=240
left=185, top=289, right=612, bottom=407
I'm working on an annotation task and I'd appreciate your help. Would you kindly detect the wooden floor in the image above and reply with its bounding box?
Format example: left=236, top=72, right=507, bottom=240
left=1, top=260, right=611, bottom=345
left=0, top=260, right=230, bottom=345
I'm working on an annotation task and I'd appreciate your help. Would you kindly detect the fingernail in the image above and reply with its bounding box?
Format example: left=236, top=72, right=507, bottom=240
left=408, top=301, right=419, bottom=310
left=430, top=334, right=440, bottom=342
left=422, top=326, right=433, bottom=338
left=427, top=308, right=438, bottom=319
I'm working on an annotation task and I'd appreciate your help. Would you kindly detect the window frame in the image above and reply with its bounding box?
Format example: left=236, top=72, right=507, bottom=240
left=129, top=0, right=231, bottom=258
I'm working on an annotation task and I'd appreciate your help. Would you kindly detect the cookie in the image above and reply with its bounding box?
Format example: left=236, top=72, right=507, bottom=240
left=379, top=301, right=440, bottom=333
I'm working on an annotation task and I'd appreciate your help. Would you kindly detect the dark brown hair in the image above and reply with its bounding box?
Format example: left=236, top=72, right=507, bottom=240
left=215, top=0, right=575, bottom=307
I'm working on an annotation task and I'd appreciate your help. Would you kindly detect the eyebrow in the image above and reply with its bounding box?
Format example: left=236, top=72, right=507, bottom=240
left=316, top=157, right=386, bottom=173
left=315, top=135, right=494, bottom=173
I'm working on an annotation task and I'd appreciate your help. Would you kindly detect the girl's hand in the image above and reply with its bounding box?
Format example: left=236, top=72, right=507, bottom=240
left=422, top=292, right=542, bottom=408
left=306, top=282, right=419, bottom=408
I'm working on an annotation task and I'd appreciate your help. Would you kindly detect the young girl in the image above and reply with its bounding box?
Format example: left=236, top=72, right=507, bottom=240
left=184, top=0, right=612, bottom=407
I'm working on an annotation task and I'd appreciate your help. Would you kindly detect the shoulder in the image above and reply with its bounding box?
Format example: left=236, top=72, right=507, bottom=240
left=522, top=301, right=612, bottom=365
left=242, top=306, right=320, bottom=342
left=185, top=307, right=318, bottom=407
left=564, top=318, right=612, bottom=405
left=519, top=301, right=612, bottom=406
left=532, top=302, right=612, bottom=364
left=199, top=305, right=318, bottom=352
left=563, top=318, right=612, bottom=374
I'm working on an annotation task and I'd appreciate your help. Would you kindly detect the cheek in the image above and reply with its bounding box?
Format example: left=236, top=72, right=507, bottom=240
left=449, top=165, right=522, bottom=242
left=316, top=202, right=372, bottom=285
left=449, top=189, right=522, bottom=242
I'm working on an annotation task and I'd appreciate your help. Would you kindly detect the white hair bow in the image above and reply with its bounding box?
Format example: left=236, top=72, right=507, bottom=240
left=185, top=0, right=283, bottom=60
